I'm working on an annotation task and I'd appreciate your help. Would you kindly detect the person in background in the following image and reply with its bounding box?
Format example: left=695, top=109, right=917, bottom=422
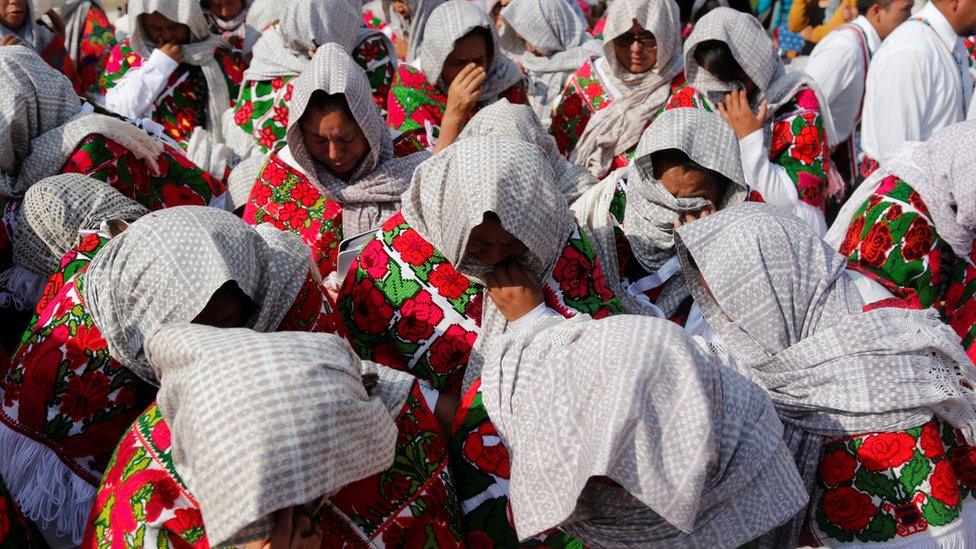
left=788, top=0, right=858, bottom=44
left=365, top=0, right=442, bottom=62
left=201, top=0, right=258, bottom=56
left=858, top=0, right=976, bottom=178
left=57, top=0, right=117, bottom=94
left=0, top=0, right=77, bottom=86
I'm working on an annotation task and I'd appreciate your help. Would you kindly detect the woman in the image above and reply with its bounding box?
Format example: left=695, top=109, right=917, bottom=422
left=100, top=0, right=246, bottom=145
left=224, top=0, right=397, bottom=157
left=676, top=202, right=976, bottom=546
left=57, top=0, right=117, bottom=94
left=386, top=1, right=527, bottom=153
left=551, top=0, right=684, bottom=180
left=0, top=207, right=332, bottom=546
left=338, top=136, right=620, bottom=545
left=364, top=0, right=442, bottom=62
left=0, top=0, right=77, bottom=87
left=666, top=7, right=837, bottom=236
left=499, top=0, right=601, bottom=127
left=572, top=108, right=751, bottom=324
left=479, top=314, right=807, bottom=546
left=85, top=324, right=464, bottom=547
left=243, top=43, right=427, bottom=279
left=201, top=0, right=258, bottom=55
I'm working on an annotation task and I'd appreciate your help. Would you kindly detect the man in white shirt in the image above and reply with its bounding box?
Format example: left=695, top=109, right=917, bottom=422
left=860, top=0, right=976, bottom=175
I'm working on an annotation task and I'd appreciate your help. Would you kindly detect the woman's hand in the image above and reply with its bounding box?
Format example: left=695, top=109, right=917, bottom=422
left=158, top=43, right=184, bottom=64
left=673, top=202, right=716, bottom=229
left=435, top=63, right=486, bottom=152
left=717, top=89, right=767, bottom=140
left=485, top=262, right=544, bottom=322
left=243, top=507, right=324, bottom=549
left=394, top=36, right=409, bottom=60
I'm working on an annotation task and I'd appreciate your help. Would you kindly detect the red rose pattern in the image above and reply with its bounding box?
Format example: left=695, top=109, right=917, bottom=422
left=841, top=216, right=866, bottom=257
left=429, top=263, right=472, bottom=300
left=929, top=460, right=960, bottom=507
left=920, top=421, right=945, bottom=459
left=394, top=228, right=435, bottom=267
left=949, top=443, right=976, bottom=488
left=397, top=291, right=446, bottom=342
left=790, top=123, right=822, bottom=165
left=463, top=422, right=511, bottom=478
left=820, top=449, right=857, bottom=486
left=427, top=324, right=477, bottom=374
left=857, top=432, right=916, bottom=471
left=553, top=246, right=592, bottom=300
left=823, top=487, right=877, bottom=533
left=859, top=222, right=894, bottom=268
left=901, top=217, right=933, bottom=262
left=60, top=370, right=111, bottom=421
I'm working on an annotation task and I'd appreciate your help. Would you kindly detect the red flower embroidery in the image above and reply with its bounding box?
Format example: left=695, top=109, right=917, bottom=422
left=553, top=246, right=592, bottom=300
left=909, top=191, right=929, bottom=217
left=234, top=101, right=253, bottom=126
left=790, top=123, right=822, bottom=165
left=463, top=422, right=510, bottom=478
left=396, top=291, right=445, bottom=342
left=901, top=217, right=933, bottom=263
left=840, top=216, right=866, bottom=257
left=823, top=487, right=877, bottom=533
left=258, top=126, right=278, bottom=150
left=277, top=201, right=309, bottom=227
left=350, top=278, right=394, bottom=335
left=668, top=86, right=697, bottom=109
left=429, top=263, right=470, bottom=300
left=271, top=77, right=285, bottom=91
left=76, top=233, right=104, bottom=254
left=859, top=222, right=894, bottom=268
left=949, top=443, right=976, bottom=488
left=160, top=183, right=206, bottom=208
left=794, top=88, right=820, bottom=110
left=272, top=104, right=289, bottom=127
left=289, top=181, right=320, bottom=207
left=466, top=293, right=483, bottom=324
left=796, top=171, right=824, bottom=208
left=427, top=324, right=477, bottom=374
left=929, top=459, right=960, bottom=506
left=393, top=228, right=434, bottom=267
left=60, top=371, right=111, bottom=421
left=264, top=159, right=290, bottom=187
left=284, top=83, right=293, bottom=102
left=857, top=432, right=916, bottom=471
left=771, top=119, right=793, bottom=156
left=67, top=324, right=107, bottom=364
left=358, top=240, right=390, bottom=280
left=372, top=341, right=407, bottom=369
left=920, top=421, right=945, bottom=459
left=584, top=81, right=603, bottom=102
left=819, top=449, right=857, bottom=486
left=884, top=204, right=903, bottom=222
left=145, top=479, right=181, bottom=522
left=559, top=91, right=584, bottom=120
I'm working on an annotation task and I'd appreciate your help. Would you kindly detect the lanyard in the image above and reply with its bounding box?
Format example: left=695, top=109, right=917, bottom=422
left=913, top=17, right=970, bottom=117
left=839, top=23, right=871, bottom=123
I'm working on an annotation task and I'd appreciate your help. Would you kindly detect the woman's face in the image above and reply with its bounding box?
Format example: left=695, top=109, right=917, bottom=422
left=465, top=216, right=528, bottom=266
left=442, top=31, right=489, bottom=88
left=141, top=11, right=191, bottom=44
left=653, top=151, right=726, bottom=207
left=490, top=2, right=503, bottom=30
left=206, top=0, right=244, bottom=21
left=193, top=281, right=255, bottom=328
left=391, top=0, right=410, bottom=20
left=300, top=107, right=370, bottom=182
left=0, top=0, right=27, bottom=30
left=612, top=22, right=657, bottom=74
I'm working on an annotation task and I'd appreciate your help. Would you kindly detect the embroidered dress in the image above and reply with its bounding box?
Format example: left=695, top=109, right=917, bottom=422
left=61, top=134, right=226, bottom=210
left=76, top=4, right=117, bottom=94
left=386, top=64, right=528, bottom=153
left=41, top=33, right=81, bottom=92
left=666, top=84, right=830, bottom=210
left=99, top=39, right=246, bottom=144
left=86, top=382, right=463, bottom=548
left=551, top=59, right=685, bottom=175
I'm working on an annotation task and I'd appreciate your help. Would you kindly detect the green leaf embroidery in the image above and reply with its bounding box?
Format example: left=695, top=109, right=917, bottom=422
left=815, top=504, right=855, bottom=543
left=854, top=467, right=899, bottom=502
left=899, top=450, right=931, bottom=494
left=922, top=494, right=960, bottom=526
left=854, top=512, right=896, bottom=543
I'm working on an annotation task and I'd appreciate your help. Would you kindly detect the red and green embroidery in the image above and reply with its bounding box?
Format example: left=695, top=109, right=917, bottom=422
left=77, top=4, right=117, bottom=94
left=42, top=32, right=80, bottom=93
left=232, top=76, right=296, bottom=154
left=243, top=154, right=344, bottom=277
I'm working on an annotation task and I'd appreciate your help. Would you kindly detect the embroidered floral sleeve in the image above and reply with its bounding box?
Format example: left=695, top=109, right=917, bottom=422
left=99, top=41, right=142, bottom=94
left=663, top=83, right=711, bottom=112
left=214, top=47, right=246, bottom=106
left=352, top=34, right=397, bottom=117
left=231, top=77, right=295, bottom=154
left=78, top=4, right=117, bottom=95
left=549, top=58, right=608, bottom=157
left=41, top=32, right=80, bottom=93
left=768, top=87, right=830, bottom=210
left=363, top=10, right=398, bottom=43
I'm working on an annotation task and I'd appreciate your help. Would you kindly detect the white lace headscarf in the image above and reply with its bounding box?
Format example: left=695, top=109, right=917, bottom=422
left=285, top=43, right=428, bottom=236
left=147, top=324, right=413, bottom=546
left=570, top=0, right=684, bottom=179
left=480, top=314, right=807, bottom=546
left=83, top=206, right=310, bottom=385
left=676, top=202, right=976, bottom=546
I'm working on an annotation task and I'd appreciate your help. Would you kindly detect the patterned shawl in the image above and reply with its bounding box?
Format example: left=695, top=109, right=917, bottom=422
left=13, top=174, right=148, bottom=276
left=0, top=0, right=54, bottom=52
left=83, top=206, right=310, bottom=384
left=147, top=325, right=408, bottom=546
left=285, top=43, right=428, bottom=236
left=500, top=0, right=601, bottom=125
left=400, top=136, right=575, bottom=390
left=572, top=108, right=747, bottom=316
left=826, top=120, right=976, bottom=260
left=675, top=202, right=976, bottom=546
left=381, top=0, right=442, bottom=62
left=571, top=0, right=684, bottom=179
left=480, top=314, right=807, bottom=545
left=419, top=1, right=523, bottom=103
left=127, top=0, right=231, bottom=141
left=457, top=99, right=597, bottom=203
left=683, top=7, right=837, bottom=148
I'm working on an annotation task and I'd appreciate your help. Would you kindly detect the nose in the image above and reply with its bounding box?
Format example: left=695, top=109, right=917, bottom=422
left=630, top=40, right=643, bottom=54
left=328, top=142, right=344, bottom=162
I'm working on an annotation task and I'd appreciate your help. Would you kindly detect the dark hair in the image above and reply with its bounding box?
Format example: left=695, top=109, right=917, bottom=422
left=856, top=0, right=896, bottom=15
left=692, top=40, right=748, bottom=84
left=300, top=90, right=354, bottom=123
left=648, top=148, right=734, bottom=191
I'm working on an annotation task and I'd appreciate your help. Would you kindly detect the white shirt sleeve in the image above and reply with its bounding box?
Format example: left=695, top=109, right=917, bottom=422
left=804, top=35, right=857, bottom=107
left=509, top=302, right=562, bottom=332
left=860, top=48, right=931, bottom=161
left=738, top=129, right=828, bottom=236
left=104, top=49, right=180, bottom=119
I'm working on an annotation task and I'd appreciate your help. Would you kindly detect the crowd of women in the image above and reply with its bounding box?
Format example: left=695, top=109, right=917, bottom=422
left=1, top=0, right=976, bottom=546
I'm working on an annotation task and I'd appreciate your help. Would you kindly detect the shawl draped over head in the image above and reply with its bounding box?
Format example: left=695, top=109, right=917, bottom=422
left=286, top=43, right=428, bottom=237
left=457, top=99, right=596, bottom=203
left=480, top=314, right=807, bottom=546
left=400, top=135, right=575, bottom=390
left=59, top=0, right=96, bottom=68
left=382, top=0, right=442, bottom=62
left=570, top=0, right=684, bottom=179
left=127, top=0, right=231, bottom=141
left=675, top=202, right=976, bottom=546
left=826, top=120, right=976, bottom=260
left=572, top=108, right=747, bottom=316
left=83, top=206, right=311, bottom=385
left=683, top=7, right=837, bottom=148
left=13, top=174, right=148, bottom=276
left=419, top=1, right=523, bottom=102
left=0, top=0, right=54, bottom=52
left=499, top=0, right=601, bottom=125
left=147, top=324, right=411, bottom=546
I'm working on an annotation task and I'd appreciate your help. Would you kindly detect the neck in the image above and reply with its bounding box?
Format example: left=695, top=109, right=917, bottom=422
left=931, top=0, right=963, bottom=37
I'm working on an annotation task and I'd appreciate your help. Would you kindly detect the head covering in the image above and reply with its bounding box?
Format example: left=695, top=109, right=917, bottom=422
left=480, top=314, right=806, bottom=545
left=683, top=7, right=837, bottom=148
left=382, top=0, right=442, bottom=62
left=675, top=202, right=976, bottom=546
left=457, top=99, right=596, bottom=203
left=225, top=153, right=267, bottom=211
left=419, top=1, right=523, bottom=102
left=500, top=0, right=600, bottom=125
left=285, top=43, right=427, bottom=236
left=401, top=136, right=575, bottom=390
left=127, top=0, right=231, bottom=141
left=13, top=174, right=148, bottom=276
left=572, top=108, right=747, bottom=316
left=147, top=325, right=409, bottom=546
left=570, top=0, right=684, bottom=178
left=0, top=0, right=54, bottom=52
left=826, top=120, right=976, bottom=260
left=83, top=206, right=310, bottom=384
